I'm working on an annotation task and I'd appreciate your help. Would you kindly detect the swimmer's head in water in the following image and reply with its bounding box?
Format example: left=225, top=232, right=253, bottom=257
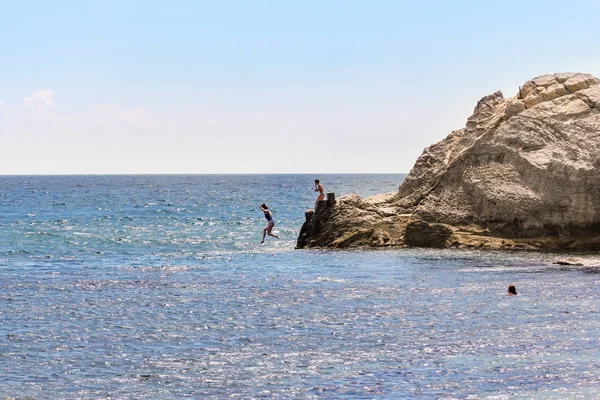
left=508, top=285, right=517, bottom=295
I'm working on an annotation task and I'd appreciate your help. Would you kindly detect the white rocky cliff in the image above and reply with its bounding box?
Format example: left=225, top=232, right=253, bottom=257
left=297, top=73, right=600, bottom=250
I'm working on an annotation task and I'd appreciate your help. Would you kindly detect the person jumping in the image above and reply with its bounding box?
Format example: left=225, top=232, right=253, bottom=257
left=259, top=203, right=280, bottom=243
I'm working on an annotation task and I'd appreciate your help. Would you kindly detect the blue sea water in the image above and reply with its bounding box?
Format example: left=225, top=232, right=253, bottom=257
left=1, top=174, right=599, bottom=399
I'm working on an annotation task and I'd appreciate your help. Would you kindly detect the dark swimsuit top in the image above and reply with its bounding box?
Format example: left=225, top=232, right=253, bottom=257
left=264, top=211, right=273, bottom=222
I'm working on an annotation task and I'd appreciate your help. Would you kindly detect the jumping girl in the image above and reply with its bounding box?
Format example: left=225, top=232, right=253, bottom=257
left=260, top=203, right=280, bottom=243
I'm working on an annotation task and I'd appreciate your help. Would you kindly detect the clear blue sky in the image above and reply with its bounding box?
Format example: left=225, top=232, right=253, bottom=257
left=1, top=0, right=599, bottom=174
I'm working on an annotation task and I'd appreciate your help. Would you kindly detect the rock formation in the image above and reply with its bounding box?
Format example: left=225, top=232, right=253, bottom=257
left=297, top=73, right=600, bottom=250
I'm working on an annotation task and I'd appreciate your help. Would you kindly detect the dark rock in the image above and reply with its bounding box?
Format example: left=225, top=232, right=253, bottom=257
left=404, top=219, right=453, bottom=248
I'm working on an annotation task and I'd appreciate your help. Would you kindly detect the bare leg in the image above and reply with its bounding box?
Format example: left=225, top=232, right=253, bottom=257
left=315, top=193, right=325, bottom=209
left=261, top=227, right=267, bottom=243
left=266, top=222, right=279, bottom=239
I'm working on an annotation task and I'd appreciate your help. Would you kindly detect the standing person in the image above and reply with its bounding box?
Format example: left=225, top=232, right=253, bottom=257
left=314, top=179, right=324, bottom=204
left=260, top=203, right=279, bottom=243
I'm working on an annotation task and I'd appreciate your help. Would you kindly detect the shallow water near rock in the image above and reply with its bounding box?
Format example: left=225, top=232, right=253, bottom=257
left=1, top=174, right=599, bottom=398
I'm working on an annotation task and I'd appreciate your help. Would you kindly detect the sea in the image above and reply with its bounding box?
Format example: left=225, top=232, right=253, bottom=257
left=1, top=174, right=599, bottom=399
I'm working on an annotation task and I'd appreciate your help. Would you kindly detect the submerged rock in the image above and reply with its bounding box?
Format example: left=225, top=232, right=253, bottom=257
left=553, top=258, right=584, bottom=266
left=297, top=73, right=600, bottom=250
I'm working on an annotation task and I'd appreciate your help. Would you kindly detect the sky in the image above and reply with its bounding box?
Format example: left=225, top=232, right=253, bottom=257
left=1, top=0, right=599, bottom=174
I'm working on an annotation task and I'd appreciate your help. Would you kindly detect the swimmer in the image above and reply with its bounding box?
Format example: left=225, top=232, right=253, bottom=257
left=508, top=285, right=517, bottom=295
left=260, top=203, right=279, bottom=243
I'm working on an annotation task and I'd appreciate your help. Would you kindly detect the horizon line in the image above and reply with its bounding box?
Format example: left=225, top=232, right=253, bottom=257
left=0, top=172, right=409, bottom=177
